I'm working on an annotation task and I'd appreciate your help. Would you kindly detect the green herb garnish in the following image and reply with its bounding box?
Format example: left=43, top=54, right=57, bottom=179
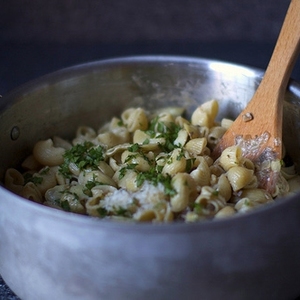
left=145, top=118, right=182, bottom=152
left=97, top=207, right=108, bottom=217
left=24, top=173, right=43, bottom=185
left=61, top=200, right=71, bottom=212
left=83, top=175, right=104, bottom=196
left=59, top=141, right=105, bottom=178
left=127, top=143, right=140, bottom=152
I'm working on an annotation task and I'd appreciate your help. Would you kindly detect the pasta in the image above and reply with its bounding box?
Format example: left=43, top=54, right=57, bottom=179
left=4, top=99, right=300, bottom=223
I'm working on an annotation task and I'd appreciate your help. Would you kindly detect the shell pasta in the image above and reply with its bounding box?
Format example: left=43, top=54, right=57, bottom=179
left=4, top=100, right=300, bottom=222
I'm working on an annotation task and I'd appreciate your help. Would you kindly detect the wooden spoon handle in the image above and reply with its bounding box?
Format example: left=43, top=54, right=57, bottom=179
left=214, top=0, right=300, bottom=159
left=258, top=0, right=300, bottom=99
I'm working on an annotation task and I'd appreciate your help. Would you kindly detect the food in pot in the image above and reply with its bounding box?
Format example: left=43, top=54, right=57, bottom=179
left=4, top=99, right=300, bottom=222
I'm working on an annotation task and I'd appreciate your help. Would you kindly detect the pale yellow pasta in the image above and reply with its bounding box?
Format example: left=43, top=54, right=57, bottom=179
left=78, top=170, right=117, bottom=187
left=220, top=118, right=234, bottom=130
left=5, top=168, right=24, bottom=194
left=85, top=195, right=103, bottom=217
left=33, top=138, right=65, bottom=166
left=198, top=126, right=210, bottom=138
left=21, top=154, right=42, bottom=171
left=191, top=99, right=218, bottom=128
left=214, top=205, right=236, bottom=219
left=134, top=202, right=173, bottom=222
left=194, top=186, right=226, bottom=216
left=52, top=136, right=72, bottom=150
left=32, top=166, right=58, bottom=194
left=271, top=173, right=290, bottom=198
left=202, top=155, right=214, bottom=167
left=96, top=118, right=130, bottom=145
left=182, top=123, right=201, bottom=139
left=134, top=209, right=158, bottom=221
left=214, top=174, right=232, bottom=202
left=67, top=162, right=81, bottom=176
left=44, top=184, right=66, bottom=206
left=219, top=145, right=242, bottom=171
left=20, top=182, right=43, bottom=203
left=121, top=150, right=151, bottom=172
left=163, top=203, right=174, bottom=222
left=96, top=131, right=129, bottom=149
left=190, top=157, right=211, bottom=187
left=109, top=117, right=124, bottom=130
left=121, top=108, right=148, bottom=132
left=113, top=168, right=139, bottom=192
left=238, top=189, right=273, bottom=204
left=4, top=101, right=297, bottom=223
left=98, top=161, right=115, bottom=178
left=153, top=107, right=185, bottom=118
left=240, top=158, right=255, bottom=171
left=234, top=192, right=273, bottom=213
left=170, top=173, right=196, bottom=212
left=185, top=138, right=207, bottom=156
left=191, top=109, right=211, bottom=128
left=176, top=116, right=191, bottom=127
left=72, top=129, right=95, bottom=145
left=133, top=129, right=165, bottom=151
left=60, top=186, right=86, bottom=214
left=207, top=126, right=227, bottom=147
left=105, top=143, right=131, bottom=157
left=86, top=185, right=118, bottom=217
left=162, top=148, right=186, bottom=176
left=173, top=129, right=189, bottom=147
left=226, top=166, right=255, bottom=192
left=243, top=176, right=258, bottom=189
left=108, top=157, right=120, bottom=172
left=56, top=171, right=68, bottom=185
left=77, top=126, right=96, bottom=140
left=155, top=113, right=175, bottom=127
left=210, top=164, right=226, bottom=177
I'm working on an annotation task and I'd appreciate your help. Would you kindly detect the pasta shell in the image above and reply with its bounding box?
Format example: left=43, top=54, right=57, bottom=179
left=226, top=166, right=254, bottom=191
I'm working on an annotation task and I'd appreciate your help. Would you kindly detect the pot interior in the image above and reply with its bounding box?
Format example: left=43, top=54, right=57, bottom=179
left=0, top=56, right=300, bottom=181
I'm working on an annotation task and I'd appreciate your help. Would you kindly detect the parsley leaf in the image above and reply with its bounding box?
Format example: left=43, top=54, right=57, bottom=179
left=24, top=173, right=43, bottom=185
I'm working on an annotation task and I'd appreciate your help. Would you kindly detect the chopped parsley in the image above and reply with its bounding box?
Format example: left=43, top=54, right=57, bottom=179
left=97, top=207, right=108, bottom=217
left=24, top=173, right=43, bottom=185
left=193, top=203, right=204, bottom=214
left=127, top=143, right=140, bottom=152
left=114, top=206, right=129, bottom=217
left=119, top=163, right=139, bottom=179
left=59, top=141, right=105, bottom=178
left=145, top=117, right=182, bottom=152
left=83, top=175, right=104, bottom=196
left=61, top=200, right=71, bottom=212
left=185, top=158, right=196, bottom=172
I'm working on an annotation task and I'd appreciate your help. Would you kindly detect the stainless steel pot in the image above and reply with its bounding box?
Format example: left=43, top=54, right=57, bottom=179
left=1, top=56, right=300, bottom=300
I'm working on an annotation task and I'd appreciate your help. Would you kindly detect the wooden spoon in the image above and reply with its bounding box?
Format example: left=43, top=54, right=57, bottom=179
left=213, top=0, right=300, bottom=164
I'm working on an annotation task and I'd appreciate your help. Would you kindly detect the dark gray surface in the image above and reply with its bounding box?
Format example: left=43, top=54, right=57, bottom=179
left=0, top=0, right=291, bottom=44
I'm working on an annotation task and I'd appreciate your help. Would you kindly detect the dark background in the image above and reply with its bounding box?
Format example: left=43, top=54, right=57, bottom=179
left=1, top=0, right=300, bottom=299
left=1, top=0, right=300, bottom=95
